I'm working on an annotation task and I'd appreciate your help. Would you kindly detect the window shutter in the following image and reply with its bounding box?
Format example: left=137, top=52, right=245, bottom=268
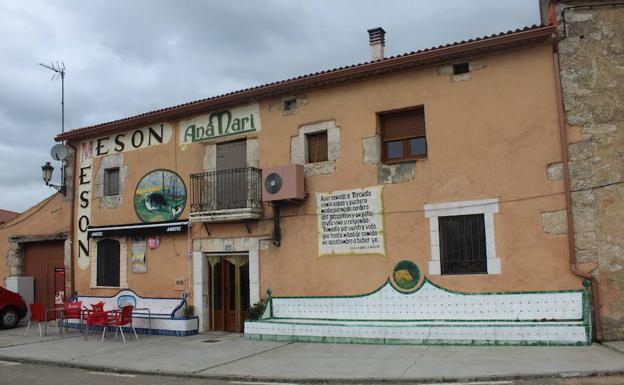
left=216, top=140, right=247, bottom=170
left=380, top=108, right=426, bottom=141
left=307, top=131, right=328, bottom=163
left=107, top=168, right=119, bottom=195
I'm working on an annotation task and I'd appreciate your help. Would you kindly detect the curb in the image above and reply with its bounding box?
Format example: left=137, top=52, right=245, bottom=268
left=1, top=355, right=623, bottom=384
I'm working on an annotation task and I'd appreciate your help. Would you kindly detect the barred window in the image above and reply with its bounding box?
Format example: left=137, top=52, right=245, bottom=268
left=439, top=214, right=487, bottom=275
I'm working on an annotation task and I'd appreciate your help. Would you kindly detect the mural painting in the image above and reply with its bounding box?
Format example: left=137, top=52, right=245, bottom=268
left=392, top=260, right=420, bottom=290
left=134, top=170, right=186, bottom=223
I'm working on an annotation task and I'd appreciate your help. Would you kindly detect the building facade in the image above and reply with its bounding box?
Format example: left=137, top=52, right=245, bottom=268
left=3, top=22, right=608, bottom=343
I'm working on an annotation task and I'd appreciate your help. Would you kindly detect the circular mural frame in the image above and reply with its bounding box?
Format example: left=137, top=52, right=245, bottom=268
left=392, top=260, right=420, bottom=291
left=134, top=169, right=187, bottom=223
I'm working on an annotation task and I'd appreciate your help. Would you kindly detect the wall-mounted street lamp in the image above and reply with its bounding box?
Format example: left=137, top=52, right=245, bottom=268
left=41, top=161, right=65, bottom=194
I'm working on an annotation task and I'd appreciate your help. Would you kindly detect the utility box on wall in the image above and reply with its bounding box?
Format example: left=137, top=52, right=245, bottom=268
left=262, top=164, right=305, bottom=201
left=5, top=276, right=34, bottom=318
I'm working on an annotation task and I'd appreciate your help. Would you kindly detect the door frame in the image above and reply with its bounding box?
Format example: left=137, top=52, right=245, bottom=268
left=192, top=236, right=261, bottom=333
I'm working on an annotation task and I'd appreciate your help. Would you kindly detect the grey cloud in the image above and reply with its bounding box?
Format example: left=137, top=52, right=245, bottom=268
left=0, top=0, right=538, bottom=211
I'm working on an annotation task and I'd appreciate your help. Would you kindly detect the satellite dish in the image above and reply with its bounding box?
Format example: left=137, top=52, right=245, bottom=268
left=50, top=144, right=69, bottom=161
left=264, top=173, right=283, bottom=194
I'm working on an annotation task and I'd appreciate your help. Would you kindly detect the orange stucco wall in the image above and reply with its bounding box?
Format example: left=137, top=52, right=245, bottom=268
left=0, top=193, right=71, bottom=285
left=66, top=41, right=581, bottom=305
left=255, top=43, right=578, bottom=296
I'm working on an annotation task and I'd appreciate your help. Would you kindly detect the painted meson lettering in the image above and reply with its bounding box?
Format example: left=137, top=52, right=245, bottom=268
left=82, top=124, right=172, bottom=161
left=76, top=157, right=93, bottom=270
left=75, top=123, right=172, bottom=271
left=179, top=103, right=262, bottom=144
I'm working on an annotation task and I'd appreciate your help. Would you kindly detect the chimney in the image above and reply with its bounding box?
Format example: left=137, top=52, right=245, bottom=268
left=367, top=27, right=386, bottom=61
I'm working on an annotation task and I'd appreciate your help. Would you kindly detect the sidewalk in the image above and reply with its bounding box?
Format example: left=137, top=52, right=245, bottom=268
left=1, top=325, right=623, bottom=382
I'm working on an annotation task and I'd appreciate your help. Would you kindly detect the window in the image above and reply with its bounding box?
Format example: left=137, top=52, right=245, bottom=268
left=306, top=131, right=328, bottom=163
left=424, top=198, right=501, bottom=275
left=439, top=214, right=487, bottom=274
left=283, top=98, right=297, bottom=112
left=453, top=62, right=470, bottom=75
left=96, top=239, right=120, bottom=287
left=104, top=168, right=119, bottom=196
left=380, top=107, right=427, bottom=163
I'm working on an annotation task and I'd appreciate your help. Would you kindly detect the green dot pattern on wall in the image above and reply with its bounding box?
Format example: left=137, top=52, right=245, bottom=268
left=392, top=260, right=420, bottom=290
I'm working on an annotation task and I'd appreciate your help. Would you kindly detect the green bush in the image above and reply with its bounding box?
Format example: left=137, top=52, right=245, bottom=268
left=247, top=300, right=265, bottom=320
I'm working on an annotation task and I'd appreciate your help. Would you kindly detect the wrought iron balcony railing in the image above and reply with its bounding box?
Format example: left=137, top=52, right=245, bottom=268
left=190, top=167, right=262, bottom=214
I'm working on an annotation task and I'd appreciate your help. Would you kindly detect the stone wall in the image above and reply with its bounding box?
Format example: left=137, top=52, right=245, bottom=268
left=554, top=1, right=624, bottom=340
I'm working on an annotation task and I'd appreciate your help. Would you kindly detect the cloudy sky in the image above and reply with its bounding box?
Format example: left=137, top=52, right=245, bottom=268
left=0, top=0, right=539, bottom=212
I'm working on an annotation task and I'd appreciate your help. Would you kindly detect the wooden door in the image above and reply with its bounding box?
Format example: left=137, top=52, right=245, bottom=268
left=23, top=241, right=65, bottom=320
left=211, top=258, right=236, bottom=332
left=224, top=260, right=237, bottom=332
left=209, top=255, right=250, bottom=332
left=216, top=140, right=247, bottom=209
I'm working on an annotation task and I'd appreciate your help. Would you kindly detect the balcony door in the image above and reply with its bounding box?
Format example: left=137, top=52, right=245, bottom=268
left=216, top=140, right=247, bottom=210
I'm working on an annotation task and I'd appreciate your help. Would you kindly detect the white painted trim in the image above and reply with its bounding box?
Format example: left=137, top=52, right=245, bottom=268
left=424, top=198, right=499, bottom=217
left=424, top=198, right=501, bottom=275
left=192, top=251, right=206, bottom=332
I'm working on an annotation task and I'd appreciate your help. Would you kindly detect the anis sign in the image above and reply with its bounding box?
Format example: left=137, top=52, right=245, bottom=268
left=180, top=103, right=261, bottom=143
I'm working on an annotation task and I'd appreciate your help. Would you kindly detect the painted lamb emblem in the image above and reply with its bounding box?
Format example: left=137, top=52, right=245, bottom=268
left=394, top=269, right=413, bottom=285
left=392, top=260, right=420, bottom=290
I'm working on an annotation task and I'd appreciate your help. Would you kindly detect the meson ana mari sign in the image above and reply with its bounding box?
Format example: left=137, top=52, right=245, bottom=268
left=180, top=103, right=261, bottom=143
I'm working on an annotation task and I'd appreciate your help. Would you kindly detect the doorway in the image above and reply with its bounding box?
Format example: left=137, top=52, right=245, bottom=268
left=207, top=254, right=249, bottom=332
left=23, top=241, right=65, bottom=320
left=216, top=139, right=248, bottom=210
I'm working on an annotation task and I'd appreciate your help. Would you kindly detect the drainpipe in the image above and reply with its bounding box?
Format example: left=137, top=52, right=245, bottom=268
left=67, top=143, right=77, bottom=296
left=552, top=46, right=603, bottom=342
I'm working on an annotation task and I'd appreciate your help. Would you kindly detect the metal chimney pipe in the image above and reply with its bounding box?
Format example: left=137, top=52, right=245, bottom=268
left=367, top=27, right=386, bottom=61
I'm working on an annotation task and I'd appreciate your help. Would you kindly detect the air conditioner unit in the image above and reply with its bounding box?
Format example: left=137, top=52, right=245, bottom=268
left=262, top=164, right=305, bottom=201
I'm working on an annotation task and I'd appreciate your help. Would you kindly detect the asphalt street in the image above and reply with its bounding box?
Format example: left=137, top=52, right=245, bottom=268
left=0, top=360, right=623, bottom=385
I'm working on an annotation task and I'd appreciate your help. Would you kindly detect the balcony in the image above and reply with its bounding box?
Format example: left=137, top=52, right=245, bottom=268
left=190, top=167, right=263, bottom=223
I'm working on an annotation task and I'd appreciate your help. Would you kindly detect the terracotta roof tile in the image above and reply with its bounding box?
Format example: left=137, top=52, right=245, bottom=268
left=57, top=24, right=554, bottom=141
left=0, top=209, right=19, bottom=225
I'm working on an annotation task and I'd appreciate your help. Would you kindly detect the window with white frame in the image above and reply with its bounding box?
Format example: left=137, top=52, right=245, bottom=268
left=96, top=239, right=120, bottom=286
left=90, top=236, right=128, bottom=288
left=424, top=198, right=501, bottom=275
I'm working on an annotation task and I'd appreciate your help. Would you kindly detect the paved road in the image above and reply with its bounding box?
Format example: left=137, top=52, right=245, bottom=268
left=0, top=360, right=623, bottom=385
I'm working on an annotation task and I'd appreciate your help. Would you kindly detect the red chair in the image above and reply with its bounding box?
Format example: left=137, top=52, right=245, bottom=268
left=24, top=303, right=45, bottom=337
left=84, top=309, right=108, bottom=342
left=104, top=305, right=138, bottom=343
left=90, top=301, right=105, bottom=311
left=62, top=301, right=82, bottom=333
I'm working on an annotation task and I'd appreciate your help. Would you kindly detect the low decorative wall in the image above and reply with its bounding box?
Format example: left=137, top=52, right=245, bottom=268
left=246, top=270, right=591, bottom=346
left=66, top=289, right=198, bottom=336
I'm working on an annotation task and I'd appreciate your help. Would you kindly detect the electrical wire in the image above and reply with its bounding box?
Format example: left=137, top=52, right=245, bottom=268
left=253, top=179, right=624, bottom=222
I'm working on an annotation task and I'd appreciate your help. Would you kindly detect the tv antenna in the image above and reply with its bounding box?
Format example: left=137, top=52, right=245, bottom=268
left=39, top=61, right=66, bottom=134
